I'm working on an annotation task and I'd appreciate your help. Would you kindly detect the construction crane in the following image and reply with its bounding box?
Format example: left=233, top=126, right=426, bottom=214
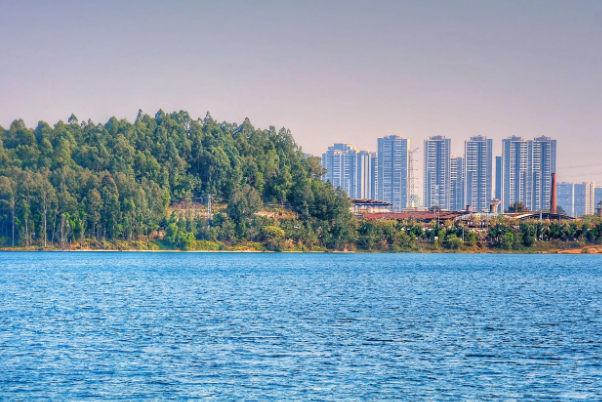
left=408, top=147, right=420, bottom=208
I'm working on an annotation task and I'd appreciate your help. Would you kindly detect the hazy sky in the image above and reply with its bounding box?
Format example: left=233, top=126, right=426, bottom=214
left=1, top=0, right=602, bottom=188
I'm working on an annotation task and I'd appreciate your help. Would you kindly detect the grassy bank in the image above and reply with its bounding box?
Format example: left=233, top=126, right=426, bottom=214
left=2, top=239, right=601, bottom=254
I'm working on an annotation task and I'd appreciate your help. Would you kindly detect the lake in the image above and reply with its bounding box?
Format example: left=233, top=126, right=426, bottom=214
left=1, top=252, right=601, bottom=400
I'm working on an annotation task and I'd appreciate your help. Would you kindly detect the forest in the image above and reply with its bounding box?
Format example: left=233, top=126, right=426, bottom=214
left=0, top=110, right=355, bottom=250
left=1, top=109, right=601, bottom=253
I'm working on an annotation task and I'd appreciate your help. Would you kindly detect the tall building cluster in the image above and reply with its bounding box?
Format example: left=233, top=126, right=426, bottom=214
left=320, top=137, right=410, bottom=211
left=500, top=136, right=557, bottom=212
left=321, top=135, right=573, bottom=214
left=321, top=144, right=373, bottom=199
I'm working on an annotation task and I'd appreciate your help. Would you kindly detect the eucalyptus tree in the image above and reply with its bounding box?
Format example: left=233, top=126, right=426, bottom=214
left=0, top=176, right=16, bottom=246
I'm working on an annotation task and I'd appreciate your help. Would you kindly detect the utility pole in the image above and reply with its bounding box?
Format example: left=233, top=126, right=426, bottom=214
left=433, top=184, right=440, bottom=229
left=207, top=194, right=212, bottom=227
left=11, top=200, right=15, bottom=247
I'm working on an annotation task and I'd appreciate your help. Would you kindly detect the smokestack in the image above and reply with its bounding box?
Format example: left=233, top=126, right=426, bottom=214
left=551, top=173, right=557, bottom=213
left=466, top=205, right=472, bottom=213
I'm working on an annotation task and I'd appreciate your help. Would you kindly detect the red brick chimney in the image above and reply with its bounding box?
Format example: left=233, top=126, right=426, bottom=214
left=551, top=173, right=557, bottom=213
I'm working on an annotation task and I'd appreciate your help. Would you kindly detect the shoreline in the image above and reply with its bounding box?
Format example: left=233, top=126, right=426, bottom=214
left=1, top=247, right=601, bottom=254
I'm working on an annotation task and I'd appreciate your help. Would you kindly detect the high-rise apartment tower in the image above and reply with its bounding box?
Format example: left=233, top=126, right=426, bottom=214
left=501, top=136, right=533, bottom=212
left=465, top=136, right=493, bottom=212
left=574, top=182, right=595, bottom=217
left=594, top=187, right=602, bottom=211
left=557, top=182, right=575, bottom=217
left=532, top=136, right=557, bottom=211
left=370, top=152, right=378, bottom=200
left=450, top=156, right=464, bottom=211
left=495, top=156, right=502, bottom=200
left=424, top=136, right=451, bottom=209
left=377, top=136, right=409, bottom=211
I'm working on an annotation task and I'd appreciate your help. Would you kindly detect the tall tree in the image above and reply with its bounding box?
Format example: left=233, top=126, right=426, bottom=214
left=0, top=176, right=16, bottom=246
left=226, top=184, right=263, bottom=236
left=100, top=174, right=121, bottom=239
left=35, top=170, right=56, bottom=248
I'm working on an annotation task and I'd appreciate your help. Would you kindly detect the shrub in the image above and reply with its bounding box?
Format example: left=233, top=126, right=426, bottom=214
left=522, top=234, right=536, bottom=247
left=466, top=232, right=477, bottom=247
left=445, top=234, right=463, bottom=250
left=195, top=240, right=221, bottom=251
left=502, top=233, right=514, bottom=250
left=262, top=225, right=285, bottom=250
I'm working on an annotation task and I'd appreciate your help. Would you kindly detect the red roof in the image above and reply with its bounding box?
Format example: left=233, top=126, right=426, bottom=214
left=362, top=211, right=463, bottom=221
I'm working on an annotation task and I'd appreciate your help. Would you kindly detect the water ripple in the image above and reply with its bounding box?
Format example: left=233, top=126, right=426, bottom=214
left=1, top=252, right=601, bottom=400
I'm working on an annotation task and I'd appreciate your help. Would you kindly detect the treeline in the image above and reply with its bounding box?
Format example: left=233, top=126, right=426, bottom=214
left=0, top=110, right=353, bottom=249
left=1, top=110, right=601, bottom=252
left=342, top=216, right=602, bottom=252
left=145, top=212, right=602, bottom=252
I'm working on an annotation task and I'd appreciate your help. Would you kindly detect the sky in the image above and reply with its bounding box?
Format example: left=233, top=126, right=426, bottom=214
left=1, top=0, right=602, bottom=189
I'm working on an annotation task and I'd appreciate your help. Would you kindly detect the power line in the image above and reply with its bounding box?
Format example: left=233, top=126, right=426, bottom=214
left=558, top=163, right=602, bottom=169
left=558, top=171, right=602, bottom=179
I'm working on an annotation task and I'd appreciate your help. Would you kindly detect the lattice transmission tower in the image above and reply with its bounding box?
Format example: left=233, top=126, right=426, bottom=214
left=408, top=147, right=420, bottom=208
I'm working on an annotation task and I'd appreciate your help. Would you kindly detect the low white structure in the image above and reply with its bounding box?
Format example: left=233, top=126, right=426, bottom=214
left=350, top=199, right=393, bottom=214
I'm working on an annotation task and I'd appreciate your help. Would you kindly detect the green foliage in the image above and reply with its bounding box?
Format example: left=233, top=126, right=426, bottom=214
left=0, top=110, right=356, bottom=250
left=445, top=234, right=463, bottom=250
left=262, top=225, right=285, bottom=238
left=520, top=222, right=536, bottom=247
left=226, top=184, right=263, bottom=236
left=488, top=223, right=508, bottom=244
left=262, top=225, right=285, bottom=250
left=164, top=222, right=196, bottom=250
left=195, top=240, right=223, bottom=251
left=466, top=232, right=477, bottom=247
left=502, top=232, right=514, bottom=250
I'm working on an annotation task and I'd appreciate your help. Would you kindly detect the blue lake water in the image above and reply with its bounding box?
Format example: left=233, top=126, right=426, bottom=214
left=1, top=252, right=601, bottom=400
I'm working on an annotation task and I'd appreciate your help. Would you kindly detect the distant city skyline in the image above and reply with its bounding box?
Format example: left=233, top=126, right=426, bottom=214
left=320, top=134, right=588, bottom=214
left=1, top=1, right=601, bottom=190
